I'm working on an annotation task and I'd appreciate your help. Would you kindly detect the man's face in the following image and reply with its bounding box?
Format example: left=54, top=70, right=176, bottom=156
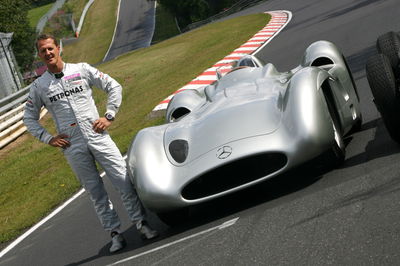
left=37, top=38, right=60, bottom=67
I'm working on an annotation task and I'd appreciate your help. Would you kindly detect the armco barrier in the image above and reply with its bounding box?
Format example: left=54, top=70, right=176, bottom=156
left=75, top=0, right=95, bottom=37
left=0, top=85, right=49, bottom=149
left=183, top=0, right=267, bottom=32
left=0, top=104, right=25, bottom=130
left=0, top=107, right=47, bottom=149
left=0, top=85, right=30, bottom=115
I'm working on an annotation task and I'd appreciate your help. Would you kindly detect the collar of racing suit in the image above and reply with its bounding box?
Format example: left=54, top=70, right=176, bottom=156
left=48, top=62, right=66, bottom=79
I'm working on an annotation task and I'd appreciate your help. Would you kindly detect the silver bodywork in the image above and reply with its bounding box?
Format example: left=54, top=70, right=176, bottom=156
left=127, top=41, right=361, bottom=212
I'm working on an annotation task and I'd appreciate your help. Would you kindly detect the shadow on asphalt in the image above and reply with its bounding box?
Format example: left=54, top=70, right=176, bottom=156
left=344, top=118, right=400, bottom=168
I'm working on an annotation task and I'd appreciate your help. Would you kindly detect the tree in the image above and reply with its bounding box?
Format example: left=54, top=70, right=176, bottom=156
left=29, top=0, right=55, bottom=8
left=0, top=0, right=36, bottom=71
left=28, top=0, right=56, bottom=7
left=158, top=0, right=210, bottom=29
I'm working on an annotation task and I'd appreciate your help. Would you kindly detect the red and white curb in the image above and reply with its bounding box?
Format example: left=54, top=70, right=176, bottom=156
left=153, top=10, right=292, bottom=112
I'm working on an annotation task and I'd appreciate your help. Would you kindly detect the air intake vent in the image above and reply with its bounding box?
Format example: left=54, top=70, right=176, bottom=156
left=182, top=152, right=287, bottom=200
left=311, top=57, right=334, bottom=67
left=171, top=107, right=190, bottom=122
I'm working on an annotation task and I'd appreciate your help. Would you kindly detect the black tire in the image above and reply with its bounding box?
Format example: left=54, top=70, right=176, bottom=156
left=366, top=53, right=400, bottom=143
left=156, top=208, right=190, bottom=227
left=376, top=31, right=400, bottom=71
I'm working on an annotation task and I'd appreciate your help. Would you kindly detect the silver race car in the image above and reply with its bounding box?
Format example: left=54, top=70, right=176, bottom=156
left=127, top=40, right=362, bottom=224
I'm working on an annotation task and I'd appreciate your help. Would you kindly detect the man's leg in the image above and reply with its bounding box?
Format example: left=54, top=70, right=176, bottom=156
left=64, top=143, right=122, bottom=232
left=89, top=134, right=158, bottom=239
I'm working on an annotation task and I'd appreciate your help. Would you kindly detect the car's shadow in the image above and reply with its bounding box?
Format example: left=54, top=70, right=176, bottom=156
left=343, top=117, right=400, bottom=168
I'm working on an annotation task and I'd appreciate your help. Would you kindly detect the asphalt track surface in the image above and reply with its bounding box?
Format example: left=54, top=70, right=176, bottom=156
left=2, top=0, right=400, bottom=265
left=103, top=0, right=155, bottom=62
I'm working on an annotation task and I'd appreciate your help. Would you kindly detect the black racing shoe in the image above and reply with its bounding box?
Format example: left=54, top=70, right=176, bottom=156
left=109, top=233, right=126, bottom=253
left=136, top=221, right=159, bottom=240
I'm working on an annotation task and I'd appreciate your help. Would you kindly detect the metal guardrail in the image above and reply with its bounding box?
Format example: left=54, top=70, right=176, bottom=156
left=0, top=85, right=49, bottom=149
left=0, top=106, right=48, bottom=149
left=182, top=0, right=267, bottom=32
left=0, top=86, right=32, bottom=149
left=0, top=85, right=30, bottom=115
left=75, top=0, right=95, bottom=37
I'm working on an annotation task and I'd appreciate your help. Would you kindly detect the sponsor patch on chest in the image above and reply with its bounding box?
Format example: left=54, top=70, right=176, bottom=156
left=63, top=73, right=81, bottom=82
left=48, top=85, right=84, bottom=103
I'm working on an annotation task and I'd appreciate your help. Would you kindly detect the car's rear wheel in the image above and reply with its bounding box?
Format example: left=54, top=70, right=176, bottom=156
left=376, top=31, right=400, bottom=72
left=157, top=208, right=190, bottom=227
left=366, top=53, right=400, bottom=143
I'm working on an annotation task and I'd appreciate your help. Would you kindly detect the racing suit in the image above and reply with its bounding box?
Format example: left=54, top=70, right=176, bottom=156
left=23, top=62, right=145, bottom=232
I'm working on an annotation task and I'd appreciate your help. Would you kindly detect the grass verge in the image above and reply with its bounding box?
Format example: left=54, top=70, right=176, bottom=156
left=0, top=12, right=270, bottom=246
left=27, top=2, right=54, bottom=28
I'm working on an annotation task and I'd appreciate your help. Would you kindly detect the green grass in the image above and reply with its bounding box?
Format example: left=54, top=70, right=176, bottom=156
left=27, top=2, right=54, bottom=28
left=64, top=0, right=89, bottom=25
left=62, top=0, right=118, bottom=64
left=0, top=12, right=270, bottom=245
left=152, top=3, right=181, bottom=44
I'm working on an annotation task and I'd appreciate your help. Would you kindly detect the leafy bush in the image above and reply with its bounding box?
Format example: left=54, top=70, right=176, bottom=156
left=29, top=0, right=56, bottom=8
left=0, top=0, right=36, bottom=71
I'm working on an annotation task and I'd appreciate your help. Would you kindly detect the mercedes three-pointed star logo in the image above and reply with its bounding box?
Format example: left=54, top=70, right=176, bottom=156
left=216, top=146, right=232, bottom=159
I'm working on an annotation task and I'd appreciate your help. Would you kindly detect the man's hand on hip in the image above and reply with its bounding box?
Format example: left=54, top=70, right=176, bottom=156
left=93, top=117, right=112, bottom=133
left=49, top=134, right=70, bottom=148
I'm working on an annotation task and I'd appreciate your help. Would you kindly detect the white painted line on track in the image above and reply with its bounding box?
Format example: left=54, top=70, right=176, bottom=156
left=108, top=217, right=239, bottom=265
left=0, top=156, right=128, bottom=258
left=148, top=0, right=157, bottom=47
left=103, top=0, right=122, bottom=62
left=0, top=188, right=84, bottom=259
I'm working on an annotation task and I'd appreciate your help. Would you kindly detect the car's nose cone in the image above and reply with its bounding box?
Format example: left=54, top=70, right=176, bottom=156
left=164, top=95, right=282, bottom=164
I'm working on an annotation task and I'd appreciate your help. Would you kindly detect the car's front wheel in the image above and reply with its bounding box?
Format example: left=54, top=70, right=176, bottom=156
left=376, top=31, right=400, bottom=72
left=366, top=53, right=400, bottom=143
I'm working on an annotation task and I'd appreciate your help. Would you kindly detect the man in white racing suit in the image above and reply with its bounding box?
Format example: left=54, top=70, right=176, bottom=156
left=23, top=34, right=158, bottom=253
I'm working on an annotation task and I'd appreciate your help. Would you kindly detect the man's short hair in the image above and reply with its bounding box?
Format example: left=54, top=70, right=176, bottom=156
left=36, top=34, right=59, bottom=50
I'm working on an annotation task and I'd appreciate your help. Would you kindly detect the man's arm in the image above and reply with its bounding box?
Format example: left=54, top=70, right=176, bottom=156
left=23, top=84, right=54, bottom=144
left=83, top=63, right=122, bottom=118
left=24, top=85, right=70, bottom=148
left=83, top=63, right=123, bottom=133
